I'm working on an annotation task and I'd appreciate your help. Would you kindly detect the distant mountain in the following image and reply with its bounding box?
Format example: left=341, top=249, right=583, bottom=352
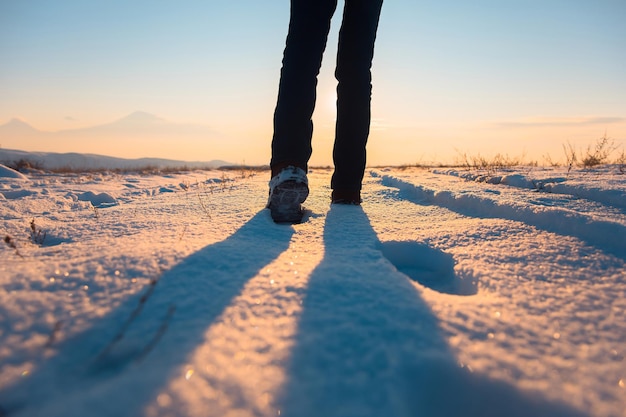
left=72, top=111, right=170, bottom=133
left=0, top=112, right=226, bottom=162
left=0, top=148, right=232, bottom=171
left=0, top=118, right=44, bottom=138
left=1, top=118, right=42, bottom=133
left=116, top=111, right=166, bottom=124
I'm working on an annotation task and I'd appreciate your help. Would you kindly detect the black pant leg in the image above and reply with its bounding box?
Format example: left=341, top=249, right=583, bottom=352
left=271, top=0, right=338, bottom=171
left=332, top=0, right=384, bottom=191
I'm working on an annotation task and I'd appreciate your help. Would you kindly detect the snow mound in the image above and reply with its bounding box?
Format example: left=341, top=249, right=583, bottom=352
left=500, top=174, right=534, bottom=188
left=0, top=189, right=38, bottom=199
left=77, top=191, right=118, bottom=207
left=433, top=167, right=626, bottom=210
left=0, top=164, right=28, bottom=180
left=381, top=173, right=626, bottom=258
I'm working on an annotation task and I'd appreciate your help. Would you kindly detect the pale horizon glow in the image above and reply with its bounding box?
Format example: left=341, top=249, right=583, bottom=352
left=1, top=0, right=625, bottom=165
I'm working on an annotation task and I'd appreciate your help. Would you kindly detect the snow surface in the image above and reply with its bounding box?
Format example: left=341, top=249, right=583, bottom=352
left=1, top=161, right=625, bottom=417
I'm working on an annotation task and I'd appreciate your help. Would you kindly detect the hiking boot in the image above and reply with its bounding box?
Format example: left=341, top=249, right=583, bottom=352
left=331, top=189, right=361, bottom=205
left=267, top=166, right=309, bottom=223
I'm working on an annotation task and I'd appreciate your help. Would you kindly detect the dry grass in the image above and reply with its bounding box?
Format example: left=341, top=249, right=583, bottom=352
left=29, top=219, right=47, bottom=246
left=454, top=151, right=531, bottom=175
left=580, top=134, right=618, bottom=168
left=452, top=134, right=623, bottom=175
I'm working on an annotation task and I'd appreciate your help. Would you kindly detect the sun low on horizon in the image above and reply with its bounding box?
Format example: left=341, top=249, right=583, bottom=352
left=1, top=0, right=625, bottom=166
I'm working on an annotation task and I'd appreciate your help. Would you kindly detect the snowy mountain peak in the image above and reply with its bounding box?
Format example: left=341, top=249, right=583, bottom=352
left=0, top=118, right=41, bottom=132
left=115, top=111, right=165, bottom=125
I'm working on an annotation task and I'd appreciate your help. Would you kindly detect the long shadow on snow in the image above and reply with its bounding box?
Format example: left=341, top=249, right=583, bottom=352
left=0, top=210, right=293, bottom=417
left=275, top=205, right=588, bottom=417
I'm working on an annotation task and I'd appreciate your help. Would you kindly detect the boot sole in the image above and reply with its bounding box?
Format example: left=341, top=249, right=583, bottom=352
left=268, top=181, right=309, bottom=224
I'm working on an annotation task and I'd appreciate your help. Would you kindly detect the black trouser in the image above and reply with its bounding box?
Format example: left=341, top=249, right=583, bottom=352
left=271, top=0, right=384, bottom=191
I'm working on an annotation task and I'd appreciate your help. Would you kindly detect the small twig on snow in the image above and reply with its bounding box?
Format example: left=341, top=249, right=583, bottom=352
left=44, top=321, right=63, bottom=348
left=4, top=235, right=24, bottom=258
left=95, top=276, right=160, bottom=361
left=135, top=304, right=176, bottom=363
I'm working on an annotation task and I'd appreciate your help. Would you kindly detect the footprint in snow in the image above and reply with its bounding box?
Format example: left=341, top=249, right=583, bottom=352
left=379, top=241, right=478, bottom=296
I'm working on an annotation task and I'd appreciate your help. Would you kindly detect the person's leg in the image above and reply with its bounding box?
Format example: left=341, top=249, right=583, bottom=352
left=271, top=0, right=338, bottom=175
left=332, top=0, right=384, bottom=193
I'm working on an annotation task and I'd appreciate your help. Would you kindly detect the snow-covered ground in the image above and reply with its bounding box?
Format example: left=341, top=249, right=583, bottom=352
left=1, top=161, right=625, bottom=417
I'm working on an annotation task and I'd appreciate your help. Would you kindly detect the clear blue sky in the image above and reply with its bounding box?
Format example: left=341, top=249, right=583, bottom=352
left=1, top=0, right=625, bottom=164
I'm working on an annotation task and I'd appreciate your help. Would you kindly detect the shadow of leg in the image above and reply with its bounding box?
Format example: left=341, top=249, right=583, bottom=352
left=0, top=210, right=295, bottom=417
left=276, top=205, right=588, bottom=417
